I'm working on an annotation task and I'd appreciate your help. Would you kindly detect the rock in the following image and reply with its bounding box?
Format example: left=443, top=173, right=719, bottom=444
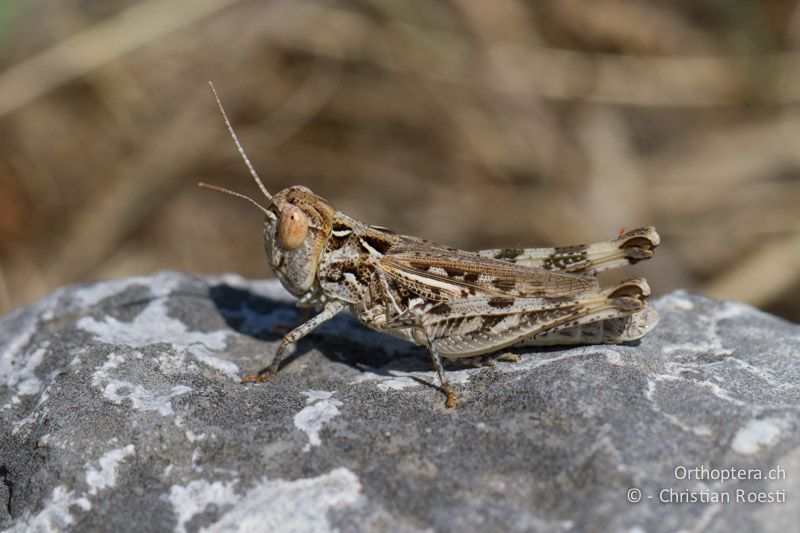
left=1, top=271, right=798, bottom=532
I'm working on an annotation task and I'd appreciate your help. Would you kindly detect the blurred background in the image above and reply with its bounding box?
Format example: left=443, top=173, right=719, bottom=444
left=0, top=0, right=799, bottom=321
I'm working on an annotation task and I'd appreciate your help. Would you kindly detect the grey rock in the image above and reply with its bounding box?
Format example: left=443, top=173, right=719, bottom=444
left=1, top=271, right=798, bottom=532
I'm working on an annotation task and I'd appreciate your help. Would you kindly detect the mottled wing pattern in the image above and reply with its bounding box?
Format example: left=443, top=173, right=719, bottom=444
left=378, top=245, right=598, bottom=303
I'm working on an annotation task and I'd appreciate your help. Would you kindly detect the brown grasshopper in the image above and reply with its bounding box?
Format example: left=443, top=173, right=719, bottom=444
left=200, top=83, right=659, bottom=408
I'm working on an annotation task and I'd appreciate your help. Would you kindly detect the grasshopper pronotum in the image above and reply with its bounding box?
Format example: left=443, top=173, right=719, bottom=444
left=200, top=83, right=659, bottom=407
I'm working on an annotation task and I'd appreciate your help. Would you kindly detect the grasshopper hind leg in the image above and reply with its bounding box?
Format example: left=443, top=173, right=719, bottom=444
left=425, top=338, right=457, bottom=408
left=527, top=302, right=658, bottom=345
left=476, top=226, right=659, bottom=275
left=516, top=278, right=658, bottom=347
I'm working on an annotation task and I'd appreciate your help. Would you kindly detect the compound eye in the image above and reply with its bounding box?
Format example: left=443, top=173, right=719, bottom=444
left=279, top=204, right=308, bottom=249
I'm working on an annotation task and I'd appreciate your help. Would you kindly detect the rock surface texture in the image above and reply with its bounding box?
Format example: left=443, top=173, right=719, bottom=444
left=1, top=271, right=798, bottom=532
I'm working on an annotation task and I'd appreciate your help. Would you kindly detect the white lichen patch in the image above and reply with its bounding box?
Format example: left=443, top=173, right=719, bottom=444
left=202, top=468, right=362, bottom=533
left=374, top=376, right=420, bottom=391
left=167, top=479, right=238, bottom=533
left=7, top=345, right=46, bottom=396
left=0, top=294, right=59, bottom=403
left=294, top=390, right=343, bottom=451
left=8, top=443, right=142, bottom=531
left=2, top=343, right=48, bottom=410
left=302, top=390, right=334, bottom=402
left=0, top=276, right=192, bottom=408
left=78, top=296, right=239, bottom=380
left=102, top=380, right=192, bottom=416
left=6, top=485, right=86, bottom=533
left=90, top=351, right=192, bottom=416
left=731, top=418, right=787, bottom=456
left=0, top=317, right=37, bottom=369
left=70, top=271, right=185, bottom=308
left=91, top=351, right=127, bottom=385
left=92, top=353, right=192, bottom=416
left=85, top=444, right=136, bottom=495
left=188, top=347, right=240, bottom=381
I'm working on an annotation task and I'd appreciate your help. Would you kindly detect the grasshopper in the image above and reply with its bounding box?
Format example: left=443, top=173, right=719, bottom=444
left=200, top=83, right=659, bottom=407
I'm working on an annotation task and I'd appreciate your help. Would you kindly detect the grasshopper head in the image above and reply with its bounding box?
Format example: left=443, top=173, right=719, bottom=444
left=263, top=186, right=335, bottom=296
left=199, top=181, right=335, bottom=297
left=200, top=83, right=335, bottom=296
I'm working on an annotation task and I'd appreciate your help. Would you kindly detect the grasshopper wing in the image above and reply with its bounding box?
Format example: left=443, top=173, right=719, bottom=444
left=378, top=245, right=598, bottom=301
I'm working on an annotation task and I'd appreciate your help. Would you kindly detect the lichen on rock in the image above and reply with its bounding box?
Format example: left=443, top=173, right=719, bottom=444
left=1, top=272, right=798, bottom=532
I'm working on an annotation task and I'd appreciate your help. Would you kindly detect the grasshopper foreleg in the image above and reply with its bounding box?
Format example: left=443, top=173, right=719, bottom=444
left=242, top=300, right=345, bottom=383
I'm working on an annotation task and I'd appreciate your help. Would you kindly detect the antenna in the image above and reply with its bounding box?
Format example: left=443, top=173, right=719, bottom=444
left=198, top=182, right=276, bottom=220
left=208, top=81, right=272, bottom=201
